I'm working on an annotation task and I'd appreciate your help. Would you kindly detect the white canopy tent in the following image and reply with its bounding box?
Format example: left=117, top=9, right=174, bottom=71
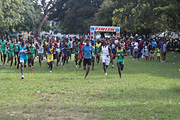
left=152, top=31, right=180, bottom=39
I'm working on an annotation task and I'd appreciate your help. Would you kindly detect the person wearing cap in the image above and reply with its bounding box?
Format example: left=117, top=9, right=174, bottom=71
left=81, top=39, right=93, bottom=79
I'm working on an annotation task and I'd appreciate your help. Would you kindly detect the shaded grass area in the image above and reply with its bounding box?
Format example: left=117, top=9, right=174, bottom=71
left=0, top=53, right=180, bottom=119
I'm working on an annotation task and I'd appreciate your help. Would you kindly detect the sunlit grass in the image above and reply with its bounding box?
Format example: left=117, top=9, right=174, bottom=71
left=0, top=52, right=180, bottom=119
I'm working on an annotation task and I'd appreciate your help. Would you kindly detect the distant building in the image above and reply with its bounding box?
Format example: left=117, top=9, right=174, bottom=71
left=49, top=19, right=61, bottom=27
left=45, top=13, right=61, bottom=27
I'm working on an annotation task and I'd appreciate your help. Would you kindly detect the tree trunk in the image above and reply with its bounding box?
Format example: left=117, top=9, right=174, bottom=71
left=37, top=18, right=45, bottom=37
left=33, top=26, right=37, bottom=36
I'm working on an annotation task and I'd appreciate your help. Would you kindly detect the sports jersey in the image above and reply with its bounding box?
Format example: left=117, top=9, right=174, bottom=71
left=111, top=43, right=116, bottom=53
left=0, top=40, right=1, bottom=51
left=29, top=44, right=35, bottom=55
left=38, top=44, right=44, bottom=53
left=156, top=49, right=160, bottom=57
left=46, top=46, right=54, bottom=62
left=102, top=46, right=109, bottom=56
left=117, top=48, right=124, bottom=59
left=20, top=44, right=28, bottom=59
left=81, top=45, right=93, bottom=59
left=14, top=43, right=19, bottom=52
left=69, top=41, right=73, bottom=48
left=45, top=41, right=48, bottom=46
left=3, top=47, right=8, bottom=55
left=42, top=39, right=45, bottom=45
left=79, top=43, right=84, bottom=53
left=61, top=44, right=67, bottom=54
left=117, top=48, right=124, bottom=64
left=92, top=46, right=95, bottom=57
left=74, top=43, right=79, bottom=55
left=56, top=43, right=61, bottom=53
left=95, top=43, right=101, bottom=53
left=0, top=40, right=6, bottom=50
left=101, top=45, right=110, bottom=65
left=9, top=43, right=14, bottom=52
left=46, top=46, right=54, bottom=54
left=66, top=42, right=70, bottom=52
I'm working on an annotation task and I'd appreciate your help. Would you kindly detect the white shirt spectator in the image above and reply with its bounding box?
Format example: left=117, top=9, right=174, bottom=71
left=134, top=42, right=138, bottom=49
left=163, top=43, right=166, bottom=52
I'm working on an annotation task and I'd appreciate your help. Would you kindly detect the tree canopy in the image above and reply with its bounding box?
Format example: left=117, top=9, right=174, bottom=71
left=0, top=0, right=180, bottom=36
left=0, top=0, right=25, bottom=33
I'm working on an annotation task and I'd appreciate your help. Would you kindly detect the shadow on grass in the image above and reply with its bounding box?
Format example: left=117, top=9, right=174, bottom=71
left=0, top=100, right=179, bottom=120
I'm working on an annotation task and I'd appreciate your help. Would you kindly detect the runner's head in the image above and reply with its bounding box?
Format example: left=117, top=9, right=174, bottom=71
left=7, top=37, right=10, bottom=41
left=112, top=38, right=115, bottom=43
left=21, top=39, right=25, bottom=45
left=80, top=39, right=83, bottom=44
left=16, top=37, right=19, bottom=43
left=56, top=38, right=59, bottom=43
left=86, top=39, right=90, bottom=46
left=30, top=39, right=33, bottom=44
left=118, top=43, right=121, bottom=49
left=97, top=39, right=100, bottom=43
left=2, top=36, right=4, bottom=41
left=65, top=38, right=68, bottom=43
left=10, top=38, right=13, bottom=43
left=75, top=38, right=78, bottom=43
left=63, top=39, right=65, bottom=44
left=103, top=40, right=107, bottom=45
left=49, top=42, right=53, bottom=47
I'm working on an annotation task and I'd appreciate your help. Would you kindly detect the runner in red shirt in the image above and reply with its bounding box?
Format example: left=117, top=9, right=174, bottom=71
left=138, top=41, right=143, bottom=59
left=78, top=39, right=84, bottom=69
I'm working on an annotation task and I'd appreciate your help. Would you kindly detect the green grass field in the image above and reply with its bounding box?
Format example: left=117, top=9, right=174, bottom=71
left=0, top=53, right=180, bottom=120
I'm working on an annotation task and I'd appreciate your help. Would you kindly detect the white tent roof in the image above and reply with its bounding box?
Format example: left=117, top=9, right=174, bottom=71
left=152, top=31, right=180, bottom=39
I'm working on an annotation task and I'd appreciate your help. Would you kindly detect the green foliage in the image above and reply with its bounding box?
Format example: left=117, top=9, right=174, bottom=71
left=14, top=0, right=42, bottom=32
left=94, top=0, right=116, bottom=26
left=112, top=0, right=180, bottom=36
left=0, top=0, right=25, bottom=33
left=51, top=0, right=104, bottom=34
left=1, top=0, right=180, bottom=36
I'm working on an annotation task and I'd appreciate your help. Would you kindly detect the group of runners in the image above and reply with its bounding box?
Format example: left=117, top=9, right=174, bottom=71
left=0, top=35, right=126, bottom=79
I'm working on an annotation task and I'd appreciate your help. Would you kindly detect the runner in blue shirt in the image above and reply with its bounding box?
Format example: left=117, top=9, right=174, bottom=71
left=18, top=39, right=31, bottom=79
left=81, top=39, right=93, bottom=79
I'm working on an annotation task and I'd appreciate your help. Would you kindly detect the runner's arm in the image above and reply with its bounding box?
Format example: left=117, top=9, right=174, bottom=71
left=108, top=47, right=111, bottom=57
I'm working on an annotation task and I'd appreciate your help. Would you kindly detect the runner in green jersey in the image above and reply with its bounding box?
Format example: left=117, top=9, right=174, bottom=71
left=28, top=39, right=35, bottom=71
left=8, top=38, right=15, bottom=68
left=73, top=38, right=79, bottom=67
left=0, top=37, right=2, bottom=65
left=2, top=46, right=8, bottom=67
left=95, top=39, right=101, bottom=64
left=14, top=37, right=20, bottom=66
left=91, top=42, right=95, bottom=70
left=55, top=39, right=61, bottom=66
left=115, top=43, right=126, bottom=79
left=0, top=37, right=6, bottom=66
left=65, top=38, right=70, bottom=64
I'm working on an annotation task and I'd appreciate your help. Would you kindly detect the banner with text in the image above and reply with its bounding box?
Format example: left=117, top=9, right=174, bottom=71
left=90, top=26, right=120, bottom=32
